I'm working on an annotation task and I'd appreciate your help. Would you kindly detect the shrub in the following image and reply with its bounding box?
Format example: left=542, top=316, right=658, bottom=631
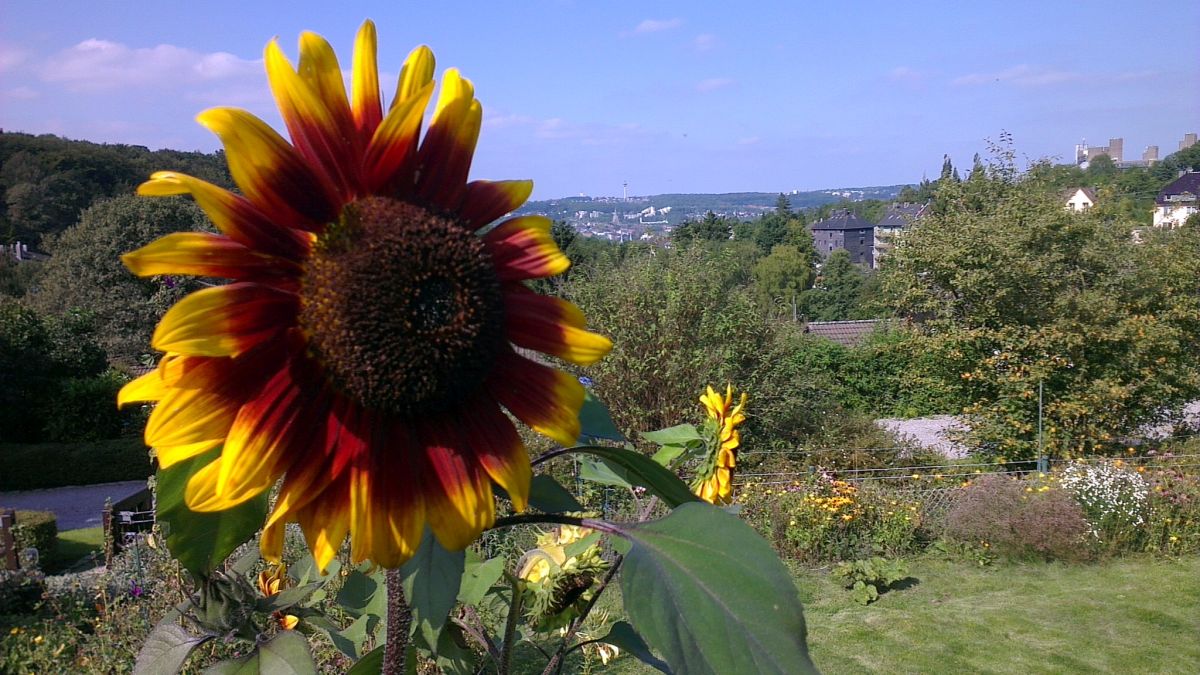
left=39, top=370, right=131, bottom=442
left=1059, top=460, right=1148, bottom=550
left=1141, top=465, right=1200, bottom=555
left=0, top=568, right=45, bottom=615
left=10, top=511, right=57, bottom=559
left=738, top=473, right=924, bottom=562
left=945, top=475, right=1089, bottom=561
left=0, top=438, right=152, bottom=490
left=832, top=557, right=909, bottom=605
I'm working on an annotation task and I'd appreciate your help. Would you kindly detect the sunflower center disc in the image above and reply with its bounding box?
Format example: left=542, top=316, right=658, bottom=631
left=300, top=197, right=505, bottom=414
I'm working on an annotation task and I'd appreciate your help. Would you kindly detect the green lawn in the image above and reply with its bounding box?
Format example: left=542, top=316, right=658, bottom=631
left=796, top=555, right=1200, bottom=674
left=591, top=555, right=1200, bottom=674
left=42, top=527, right=104, bottom=574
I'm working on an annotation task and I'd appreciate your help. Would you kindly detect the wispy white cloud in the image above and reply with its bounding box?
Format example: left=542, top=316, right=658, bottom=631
left=888, top=66, right=924, bottom=83
left=693, top=33, right=717, bottom=52
left=952, top=64, right=1078, bottom=87
left=0, top=45, right=28, bottom=73
left=737, top=136, right=760, bottom=146
left=40, top=39, right=262, bottom=91
left=1, top=86, right=39, bottom=101
left=695, top=77, right=735, bottom=93
left=624, top=18, right=683, bottom=36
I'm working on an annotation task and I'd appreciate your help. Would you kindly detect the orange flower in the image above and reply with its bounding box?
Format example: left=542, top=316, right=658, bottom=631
left=694, top=385, right=748, bottom=505
left=256, top=564, right=299, bottom=630
left=118, top=21, right=611, bottom=570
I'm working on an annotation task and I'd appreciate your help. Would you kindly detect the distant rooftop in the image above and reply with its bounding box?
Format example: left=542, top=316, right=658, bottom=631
left=811, top=211, right=874, bottom=231
left=1157, top=172, right=1200, bottom=205
left=876, top=202, right=929, bottom=229
left=803, top=319, right=886, bottom=347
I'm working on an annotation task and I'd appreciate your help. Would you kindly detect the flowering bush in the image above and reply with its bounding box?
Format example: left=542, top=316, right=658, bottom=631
left=945, top=474, right=1090, bottom=561
left=1059, top=460, right=1149, bottom=549
left=1142, top=466, right=1200, bottom=555
left=738, top=473, right=923, bottom=562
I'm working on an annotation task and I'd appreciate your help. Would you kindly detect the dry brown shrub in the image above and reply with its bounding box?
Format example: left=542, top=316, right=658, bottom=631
left=946, top=474, right=1090, bottom=561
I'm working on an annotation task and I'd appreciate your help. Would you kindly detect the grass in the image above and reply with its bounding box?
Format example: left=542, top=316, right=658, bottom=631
left=796, top=555, right=1200, bottom=674
left=41, top=527, right=104, bottom=574
left=593, top=554, right=1200, bottom=674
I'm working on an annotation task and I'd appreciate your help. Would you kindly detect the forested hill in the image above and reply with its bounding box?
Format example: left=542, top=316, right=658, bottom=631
left=518, top=185, right=909, bottom=225
left=0, top=131, right=231, bottom=249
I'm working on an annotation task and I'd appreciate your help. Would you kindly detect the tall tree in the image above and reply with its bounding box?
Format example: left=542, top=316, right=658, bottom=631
left=801, top=249, right=869, bottom=321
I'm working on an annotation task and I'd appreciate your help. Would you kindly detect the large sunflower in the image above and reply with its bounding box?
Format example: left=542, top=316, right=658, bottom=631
left=118, top=21, right=611, bottom=570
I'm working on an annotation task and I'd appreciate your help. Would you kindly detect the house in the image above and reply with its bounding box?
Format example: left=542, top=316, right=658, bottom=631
left=810, top=210, right=874, bottom=266
left=1153, top=172, right=1200, bottom=228
left=803, top=319, right=885, bottom=347
left=1063, top=187, right=1097, bottom=212
left=872, top=202, right=928, bottom=268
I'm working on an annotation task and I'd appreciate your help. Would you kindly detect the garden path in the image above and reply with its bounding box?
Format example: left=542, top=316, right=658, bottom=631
left=0, top=480, right=146, bottom=530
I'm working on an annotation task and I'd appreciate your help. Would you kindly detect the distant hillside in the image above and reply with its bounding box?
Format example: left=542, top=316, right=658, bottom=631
left=517, top=185, right=909, bottom=226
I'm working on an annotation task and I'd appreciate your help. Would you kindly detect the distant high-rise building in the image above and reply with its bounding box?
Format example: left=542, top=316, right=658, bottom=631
left=1181, top=133, right=1197, bottom=151
left=1143, top=146, right=1159, bottom=164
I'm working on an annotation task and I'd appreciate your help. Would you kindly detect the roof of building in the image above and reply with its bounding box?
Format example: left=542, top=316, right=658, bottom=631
left=1061, top=187, right=1098, bottom=202
left=876, top=202, right=929, bottom=229
left=810, top=210, right=874, bottom=231
left=803, top=319, right=885, bottom=347
left=1157, top=172, right=1200, bottom=205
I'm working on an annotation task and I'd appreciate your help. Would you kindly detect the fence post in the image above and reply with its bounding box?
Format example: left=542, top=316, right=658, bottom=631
left=1037, top=455, right=1049, bottom=474
left=1, top=509, right=17, bottom=571
left=102, top=498, right=114, bottom=566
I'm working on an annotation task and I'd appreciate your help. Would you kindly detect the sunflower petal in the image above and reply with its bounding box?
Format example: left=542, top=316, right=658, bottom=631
left=350, top=20, right=383, bottom=140
left=196, top=107, right=340, bottom=230
left=118, top=369, right=166, bottom=408
left=363, top=82, right=433, bottom=195
left=296, top=480, right=352, bottom=573
left=462, top=395, right=531, bottom=512
left=394, top=45, right=435, bottom=109
left=417, top=88, right=481, bottom=209
left=487, top=350, right=585, bottom=447
left=484, top=216, right=569, bottom=281
left=265, top=37, right=358, bottom=196
left=137, top=172, right=311, bottom=261
left=460, top=180, right=533, bottom=230
left=145, top=386, right=237, bottom=467
left=204, top=362, right=328, bottom=509
left=152, top=283, right=298, bottom=357
left=504, top=291, right=612, bottom=366
left=122, top=232, right=297, bottom=280
left=419, top=418, right=495, bottom=551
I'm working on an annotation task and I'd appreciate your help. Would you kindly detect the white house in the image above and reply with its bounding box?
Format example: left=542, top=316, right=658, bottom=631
left=1153, top=173, right=1200, bottom=228
left=1063, top=187, right=1097, bottom=212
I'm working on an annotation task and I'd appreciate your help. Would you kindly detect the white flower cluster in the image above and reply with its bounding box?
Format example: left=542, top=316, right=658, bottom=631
left=1059, top=461, right=1148, bottom=532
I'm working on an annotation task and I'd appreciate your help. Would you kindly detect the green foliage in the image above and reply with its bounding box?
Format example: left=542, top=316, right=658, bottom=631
left=0, top=131, right=231, bottom=248
left=619, top=502, right=816, bottom=674
left=754, top=244, right=815, bottom=318
left=564, top=245, right=767, bottom=436
left=156, top=448, right=269, bottom=577
left=801, top=249, right=874, bottom=321
left=671, top=210, right=734, bottom=244
left=28, top=194, right=211, bottom=368
left=0, top=438, right=150, bottom=490
left=881, top=154, right=1200, bottom=458
left=10, top=511, right=58, bottom=558
left=0, top=568, right=45, bottom=616
left=563, top=445, right=701, bottom=508
left=39, top=370, right=130, bottom=442
left=831, top=557, right=909, bottom=605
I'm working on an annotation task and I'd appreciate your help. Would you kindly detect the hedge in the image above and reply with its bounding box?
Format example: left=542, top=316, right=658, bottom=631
left=0, top=438, right=153, bottom=491
left=8, top=510, right=57, bottom=558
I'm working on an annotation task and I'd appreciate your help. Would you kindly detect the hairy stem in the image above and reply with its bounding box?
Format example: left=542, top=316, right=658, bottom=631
left=498, top=574, right=524, bottom=675
left=382, top=568, right=412, bottom=675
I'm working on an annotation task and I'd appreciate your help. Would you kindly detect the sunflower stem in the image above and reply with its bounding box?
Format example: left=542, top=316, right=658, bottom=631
left=490, top=513, right=624, bottom=537
left=498, top=574, right=523, bottom=675
left=382, top=568, right=412, bottom=675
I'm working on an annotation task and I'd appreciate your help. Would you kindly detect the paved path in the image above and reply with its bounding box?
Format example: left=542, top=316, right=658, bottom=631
left=0, top=480, right=147, bottom=530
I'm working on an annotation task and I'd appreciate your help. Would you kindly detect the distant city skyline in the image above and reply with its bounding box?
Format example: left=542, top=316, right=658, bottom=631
left=1, top=1, right=1196, bottom=199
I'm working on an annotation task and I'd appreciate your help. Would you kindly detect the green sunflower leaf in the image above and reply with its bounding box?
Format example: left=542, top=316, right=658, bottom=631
left=201, top=630, right=316, bottom=674
left=458, top=554, right=506, bottom=606
left=528, top=474, right=583, bottom=513
left=401, top=528, right=466, bottom=653
left=594, top=621, right=672, bottom=674
left=132, top=620, right=211, bottom=675
left=577, top=389, right=625, bottom=442
left=155, top=447, right=269, bottom=577
left=617, top=502, right=816, bottom=675
left=571, top=446, right=699, bottom=507
left=641, top=423, right=702, bottom=446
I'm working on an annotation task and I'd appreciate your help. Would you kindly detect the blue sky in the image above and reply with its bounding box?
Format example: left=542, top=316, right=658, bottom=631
left=1, top=1, right=1196, bottom=199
